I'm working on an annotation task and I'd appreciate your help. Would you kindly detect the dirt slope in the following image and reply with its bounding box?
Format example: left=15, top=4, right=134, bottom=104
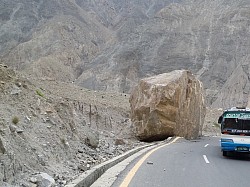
left=0, top=64, right=144, bottom=186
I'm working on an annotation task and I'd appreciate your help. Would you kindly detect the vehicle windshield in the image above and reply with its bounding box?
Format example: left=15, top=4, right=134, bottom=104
left=222, top=117, right=250, bottom=135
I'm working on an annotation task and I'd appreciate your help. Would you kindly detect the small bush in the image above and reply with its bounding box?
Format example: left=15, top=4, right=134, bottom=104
left=60, top=138, right=66, bottom=145
left=213, top=121, right=220, bottom=128
left=12, top=116, right=19, bottom=124
left=36, top=89, right=44, bottom=97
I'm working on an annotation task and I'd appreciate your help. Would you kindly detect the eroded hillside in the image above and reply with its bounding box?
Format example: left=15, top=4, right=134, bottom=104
left=0, top=63, right=221, bottom=186
left=0, top=64, right=145, bottom=186
left=1, top=0, right=250, bottom=108
left=74, top=0, right=250, bottom=109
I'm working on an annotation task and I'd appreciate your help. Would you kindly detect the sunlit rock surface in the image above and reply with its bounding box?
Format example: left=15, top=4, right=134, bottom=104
left=130, top=70, right=206, bottom=141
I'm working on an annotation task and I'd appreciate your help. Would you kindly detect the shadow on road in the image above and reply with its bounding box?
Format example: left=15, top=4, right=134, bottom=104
left=224, top=152, right=250, bottom=161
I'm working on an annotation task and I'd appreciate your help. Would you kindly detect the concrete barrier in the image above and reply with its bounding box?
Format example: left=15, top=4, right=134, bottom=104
left=65, top=137, right=172, bottom=187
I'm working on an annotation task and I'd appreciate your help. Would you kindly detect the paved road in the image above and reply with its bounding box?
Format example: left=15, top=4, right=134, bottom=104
left=113, top=136, right=250, bottom=187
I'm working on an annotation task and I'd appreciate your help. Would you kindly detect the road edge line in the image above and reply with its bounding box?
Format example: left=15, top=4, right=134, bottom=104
left=119, top=137, right=181, bottom=187
left=65, top=137, right=176, bottom=187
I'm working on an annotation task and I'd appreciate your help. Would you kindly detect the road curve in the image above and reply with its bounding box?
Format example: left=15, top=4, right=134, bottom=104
left=114, top=136, right=250, bottom=187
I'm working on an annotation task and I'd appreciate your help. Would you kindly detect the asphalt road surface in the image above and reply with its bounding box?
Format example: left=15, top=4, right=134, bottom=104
left=113, top=136, right=250, bottom=187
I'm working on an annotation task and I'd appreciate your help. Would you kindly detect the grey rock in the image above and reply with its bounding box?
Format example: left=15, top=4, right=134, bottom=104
left=16, top=129, right=24, bottom=133
left=10, top=85, right=22, bottom=95
left=9, top=124, right=17, bottom=133
left=85, top=131, right=99, bottom=148
left=78, top=164, right=87, bottom=171
left=147, top=161, right=153, bottom=165
left=0, top=137, right=6, bottom=154
left=25, top=116, right=31, bottom=123
left=114, top=139, right=126, bottom=145
left=30, top=177, right=38, bottom=184
left=21, top=181, right=37, bottom=187
left=15, top=82, right=22, bottom=87
left=34, top=172, right=55, bottom=187
left=77, top=149, right=84, bottom=153
left=118, top=150, right=124, bottom=154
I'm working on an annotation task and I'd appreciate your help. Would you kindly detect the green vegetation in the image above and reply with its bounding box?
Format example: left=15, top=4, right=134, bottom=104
left=12, top=116, right=19, bottom=124
left=36, top=89, right=44, bottom=97
left=213, top=121, right=220, bottom=128
left=60, top=137, right=66, bottom=145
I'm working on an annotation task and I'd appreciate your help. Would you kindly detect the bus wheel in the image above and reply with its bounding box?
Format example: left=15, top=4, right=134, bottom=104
left=223, top=151, right=228, bottom=157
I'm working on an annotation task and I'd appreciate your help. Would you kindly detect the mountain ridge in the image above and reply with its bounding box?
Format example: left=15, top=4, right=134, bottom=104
left=1, top=0, right=250, bottom=108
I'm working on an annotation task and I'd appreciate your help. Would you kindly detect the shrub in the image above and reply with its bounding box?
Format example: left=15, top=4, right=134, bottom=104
left=213, top=121, right=220, bottom=128
left=12, top=116, right=19, bottom=124
left=36, top=89, right=44, bottom=97
left=60, top=137, right=66, bottom=145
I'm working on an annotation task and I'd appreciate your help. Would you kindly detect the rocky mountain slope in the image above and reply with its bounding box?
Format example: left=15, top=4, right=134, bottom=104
left=0, top=64, right=219, bottom=187
left=0, top=1, right=238, bottom=186
left=0, top=64, right=146, bottom=186
left=1, top=0, right=250, bottom=109
left=0, top=0, right=114, bottom=82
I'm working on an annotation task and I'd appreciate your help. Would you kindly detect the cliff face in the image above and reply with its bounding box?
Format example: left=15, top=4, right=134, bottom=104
left=1, top=0, right=250, bottom=108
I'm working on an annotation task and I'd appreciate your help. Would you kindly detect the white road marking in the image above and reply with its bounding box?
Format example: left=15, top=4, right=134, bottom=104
left=204, top=144, right=209, bottom=147
left=203, top=155, right=210, bottom=164
left=120, top=137, right=181, bottom=187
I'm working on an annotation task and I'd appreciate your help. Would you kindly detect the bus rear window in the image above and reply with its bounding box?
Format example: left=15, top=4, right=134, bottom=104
left=222, top=118, right=250, bottom=135
left=223, top=118, right=237, bottom=129
left=242, top=120, right=250, bottom=130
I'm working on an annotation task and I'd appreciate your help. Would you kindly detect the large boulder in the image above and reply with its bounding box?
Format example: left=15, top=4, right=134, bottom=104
left=130, top=70, right=206, bottom=141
